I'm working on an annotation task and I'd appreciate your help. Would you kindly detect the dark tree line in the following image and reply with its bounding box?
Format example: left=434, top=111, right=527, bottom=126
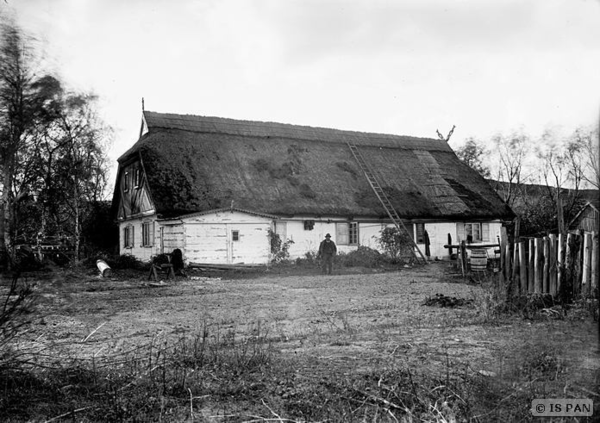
left=0, top=20, right=114, bottom=268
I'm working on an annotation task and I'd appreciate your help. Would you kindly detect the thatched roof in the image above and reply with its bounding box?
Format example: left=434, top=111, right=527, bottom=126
left=116, top=111, right=514, bottom=220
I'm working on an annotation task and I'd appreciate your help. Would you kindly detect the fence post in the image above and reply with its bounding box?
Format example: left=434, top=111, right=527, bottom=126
left=543, top=236, right=550, bottom=293
left=582, top=232, right=592, bottom=296
left=534, top=237, right=543, bottom=293
left=592, top=231, right=599, bottom=291
left=574, top=231, right=584, bottom=296
left=519, top=241, right=527, bottom=295
left=557, top=233, right=564, bottom=297
left=565, top=232, right=575, bottom=301
left=528, top=238, right=535, bottom=293
left=548, top=234, right=557, bottom=296
left=511, top=242, right=520, bottom=296
left=460, top=240, right=467, bottom=277
left=500, top=227, right=508, bottom=286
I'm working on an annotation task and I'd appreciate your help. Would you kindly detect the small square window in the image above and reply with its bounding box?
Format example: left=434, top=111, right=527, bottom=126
left=232, top=230, right=239, bottom=241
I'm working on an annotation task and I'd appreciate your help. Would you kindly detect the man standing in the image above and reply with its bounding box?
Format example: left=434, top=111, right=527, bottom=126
left=318, top=233, right=337, bottom=275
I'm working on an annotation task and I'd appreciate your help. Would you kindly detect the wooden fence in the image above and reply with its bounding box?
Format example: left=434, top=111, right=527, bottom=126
left=497, top=229, right=599, bottom=297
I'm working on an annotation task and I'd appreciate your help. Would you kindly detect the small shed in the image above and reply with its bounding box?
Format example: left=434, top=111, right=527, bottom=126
left=569, top=199, right=599, bottom=233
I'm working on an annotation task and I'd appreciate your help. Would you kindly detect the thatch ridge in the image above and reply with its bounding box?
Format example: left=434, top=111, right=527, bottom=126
left=142, top=110, right=453, bottom=151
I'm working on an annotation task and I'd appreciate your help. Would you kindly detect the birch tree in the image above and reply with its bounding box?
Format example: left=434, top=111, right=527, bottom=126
left=535, top=128, right=589, bottom=235
left=491, top=130, right=530, bottom=208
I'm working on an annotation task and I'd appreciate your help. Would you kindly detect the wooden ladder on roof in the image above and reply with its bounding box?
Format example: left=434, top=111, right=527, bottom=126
left=347, top=142, right=427, bottom=264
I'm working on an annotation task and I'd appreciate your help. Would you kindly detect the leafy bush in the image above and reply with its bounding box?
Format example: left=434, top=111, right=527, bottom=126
left=335, top=246, right=387, bottom=268
left=268, top=229, right=294, bottom=263
left=377, top=227, right=414, bottom=261
left=295, top=250, right=318, bottom=265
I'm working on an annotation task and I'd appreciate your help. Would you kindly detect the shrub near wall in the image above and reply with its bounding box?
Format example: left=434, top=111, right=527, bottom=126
left=336, top=246, right=388, bottom=268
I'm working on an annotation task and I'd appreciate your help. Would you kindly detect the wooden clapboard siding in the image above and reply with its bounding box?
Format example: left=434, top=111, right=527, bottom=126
left=184, top=223, right=270, bottom=264
left=181, top=210, right=273, bottom=264
left=161, top=224, right=185, bottom=254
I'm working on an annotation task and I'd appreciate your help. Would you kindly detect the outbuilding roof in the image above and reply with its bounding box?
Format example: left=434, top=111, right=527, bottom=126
left=116, top=111, right=514, bottom=220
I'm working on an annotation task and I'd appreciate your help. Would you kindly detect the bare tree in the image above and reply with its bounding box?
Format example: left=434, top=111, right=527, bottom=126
left=491, top=130, right=530, bottom=208
left=535, top=127, right=589, bottom=235
left=571, top=125, right=599, bottom=189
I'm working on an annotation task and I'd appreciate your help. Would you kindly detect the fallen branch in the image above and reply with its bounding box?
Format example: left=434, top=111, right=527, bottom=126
left=82, top=322, right=107, bottom=342
left=44, top=406, right=95, bottom=423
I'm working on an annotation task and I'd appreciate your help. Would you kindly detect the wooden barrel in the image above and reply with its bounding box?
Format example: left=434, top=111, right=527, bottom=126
left=470, top=249, right=488, bottom=272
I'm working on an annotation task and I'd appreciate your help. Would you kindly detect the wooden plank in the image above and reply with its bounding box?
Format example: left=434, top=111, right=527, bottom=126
left=543, top=236, right=549, bottom=294
left=528, top=238, right=535, bottom=293
left=565, top=232, right=575, bottom=299
left=511, top=242, right=520, bottom=296
left=460, top=240, right=467, bottom=277
left=557, top=233, right=564, bottom=296
left=500, top=227, right=508, bottom=285
left=519, top=241, right=527, bottom=295
left=548, top=234, right=557, bottom=296
left=592, top=231, right=599, bottom=290
left=443, top=243, right=500, bottom=249
left=582, top=232, right=592, bottom=296
left=188, top=262, right=265, bottom=270
left=534, top=237, right=543, bottom=293
left=574, top=231, right=584, bottom=296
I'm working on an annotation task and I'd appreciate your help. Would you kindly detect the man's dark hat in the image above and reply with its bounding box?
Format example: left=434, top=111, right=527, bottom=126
left=325, top=233, right=331, bottom=238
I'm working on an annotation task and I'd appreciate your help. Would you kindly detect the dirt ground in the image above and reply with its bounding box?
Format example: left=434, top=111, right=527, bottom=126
left=10, top=262, right=600, bottom=413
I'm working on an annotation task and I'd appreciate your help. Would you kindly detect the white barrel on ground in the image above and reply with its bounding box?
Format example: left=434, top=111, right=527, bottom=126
left=470, top=249, right=488, bottom=272
left=96, top=259, right=111, bottom=277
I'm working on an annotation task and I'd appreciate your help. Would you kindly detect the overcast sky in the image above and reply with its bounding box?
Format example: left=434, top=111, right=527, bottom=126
left=4, top=0, right=600, bottom=172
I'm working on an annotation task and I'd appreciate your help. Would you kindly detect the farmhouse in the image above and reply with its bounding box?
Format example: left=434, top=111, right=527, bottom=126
left=112, top=111, right=514, bottom=265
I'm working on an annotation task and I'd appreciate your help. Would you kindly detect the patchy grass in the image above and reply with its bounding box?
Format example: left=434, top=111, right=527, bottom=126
left=1, top=263, right=598, bottom=422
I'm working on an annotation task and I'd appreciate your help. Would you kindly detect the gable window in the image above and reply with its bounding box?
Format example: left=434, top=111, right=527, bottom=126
left=134, top=169, right=142, bottom=188
left=123, top=225, right=134, bottom=248
left=336, top=222, right=359, bottom=246
left=123, top=171, right=130, bottom=192
left=142, top=221, right=153, bottom=247
left=457, top=222, right=490, bottom=243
